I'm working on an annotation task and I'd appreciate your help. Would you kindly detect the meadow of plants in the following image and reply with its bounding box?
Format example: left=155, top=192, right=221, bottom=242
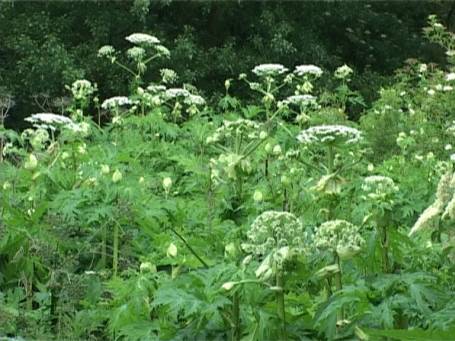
left=2, top=12, right=455, bottom=341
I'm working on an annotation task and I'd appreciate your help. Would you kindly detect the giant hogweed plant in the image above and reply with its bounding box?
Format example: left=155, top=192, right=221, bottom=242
left=2, top=24, right=455, bottom=341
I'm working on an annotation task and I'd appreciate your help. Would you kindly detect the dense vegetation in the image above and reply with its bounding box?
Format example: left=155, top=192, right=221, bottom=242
left=1, top=2, right=455, bottom=341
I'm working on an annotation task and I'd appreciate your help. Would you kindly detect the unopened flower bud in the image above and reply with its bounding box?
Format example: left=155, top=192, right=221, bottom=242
left=242, top=255, right=253, bottom=266
left=101, top=164, right=110, bottom=174
left=112, top=169, right=122, bottom=183
left=140, top=262, right=156, bottom=273
left=162, top=177, right=172, bottom=192
left=167, top=242, right=178, bottom=257
left=222, top=281, right=236, bottom=291
left=253, top=190, right=263, bottom=202
left=273, top=145, right=282, bottom=155
left=24, top=154, right=38, bottom=170
left=225, top=79, right=231, bottom=91
left=281, top=175, right=290, bottom=185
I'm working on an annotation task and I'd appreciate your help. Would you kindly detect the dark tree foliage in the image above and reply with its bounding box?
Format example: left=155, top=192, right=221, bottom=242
left=0, top=0, right=452, bottom=127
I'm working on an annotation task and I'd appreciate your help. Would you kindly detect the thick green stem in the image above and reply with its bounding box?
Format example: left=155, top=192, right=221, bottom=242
left=376, top=215, right=390, bottom=273
left=334, top=253, right=343, bottom=323
left=112, top=222, right=119, bottom=277
left=231, top=291, right=240, bottom=341
left=101, top=223, right=107, bottom=269
left=380, top=224, right=390, bottom=273
left=169, top=226, right=209, bottom=268
left=327, top=144, right=334, bottom=174
left=276, top=269, right=287, bottom=341
left=282, top=188, right=289, bottom=212
left=207, top=167, right=214, bottom=232
left=0, top=137, right=4, bottom=163
left=334, top=254, right=343, bottom=292
left=230, top=176, right=245, bottom=340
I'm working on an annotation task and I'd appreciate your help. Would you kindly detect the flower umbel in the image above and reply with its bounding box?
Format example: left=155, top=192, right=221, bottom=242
left=252, top=64, right=288, bottom=77
left=294, top=64, right=323, bottom=77
left=125, top=33, right=160, bottom=45
left=242, top=211, right=306, bottom=256
left=314, top=219, right=364, bottom=259
left=297, top=125, right=362, bottom=146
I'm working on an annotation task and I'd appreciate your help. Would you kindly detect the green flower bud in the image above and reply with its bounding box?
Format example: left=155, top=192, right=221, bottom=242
left=273, top=145, right=282, bottom=155
left=140, top=262, right=156, bottom=273
left=24, top=154, right=38, bottom=170
left=224, top=79, right=231, bottom=91
left=112, top=169, right=122, bottom=183
left=162, top=177, right=172, bottom=193
left=222, top=281, right=236, bottom=291
left=281, top=175, right=290, bottom=186
left=253, top=190, right=263, bottom=202
left=167, top=242, right=178, bottom=257
left=101, top=164, right=110, bottom=174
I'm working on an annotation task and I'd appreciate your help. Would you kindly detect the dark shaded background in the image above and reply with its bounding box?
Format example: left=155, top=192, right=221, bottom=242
left=0, top=0, right=453, bottom=127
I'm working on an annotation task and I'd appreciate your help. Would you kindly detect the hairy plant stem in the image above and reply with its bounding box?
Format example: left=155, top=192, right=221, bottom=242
left=0, top=137, right=4, bottom=163
left=0, top=116, right=4, bottom=162
left=327, top=144, right=335, bottom=174
left=377, top=214, right=390, bottom=273
left=1, top=113, right=6, bottom=162
left=168, top=226, right=209, bottom=268
left=334, top=253, right=343, bottom=323
left=380, top=224, right=390, bottom=273
left=276, top=269, right=287, bottom=341
left=230, top=176, right=245, bottom=341
left=101, top=223, right=107, bottom=269
left=206, top=166, right=214, bottom=232
left=112, top=221, right=119, bottom=277
left=231, top=292, right=241, bottom=341
left=283, top=188, right=289, bottom=212
left=334, top=254, right=343, bottom=292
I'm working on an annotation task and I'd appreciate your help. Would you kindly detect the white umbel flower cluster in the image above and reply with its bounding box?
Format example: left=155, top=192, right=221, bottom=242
left=242, top=211, right=306, bottom=256
left=184, top=94, right=205, bottom=106
left=334, top=64, right=353, bottom=79
left=446, top=73, right=455, bottom=82
left=362, top=175, right=399, bottom=201
left=164, top=88, right=190, bottom=99
left=409, top=170, right=455, bottom=235
left=71, top=80, right=96, bottom=100
left=101, top=96, right=131, bottom=110
left=98, top=45, right=115, bottom=57
left=210, top=152, right=250, bottom=180
left=24, top=113, right=89, bottom=135
left=125, top=33, right=160, bottom=45
left=147, top=84, right=166, bottom=93
left=297, top=125, right=362, bottom=145
left=252, top=64, right=288, bottom=77
left=314, top=219, right=364, bottom=259
left=25, top=113, right=73, bottom=126
left=294, top=64, right=323, bottom=77
left=206, top=118, right=261, bottom=144
left=126, top=47, right=146, bottom=60
left=284, top=94, right=317, bottom=106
